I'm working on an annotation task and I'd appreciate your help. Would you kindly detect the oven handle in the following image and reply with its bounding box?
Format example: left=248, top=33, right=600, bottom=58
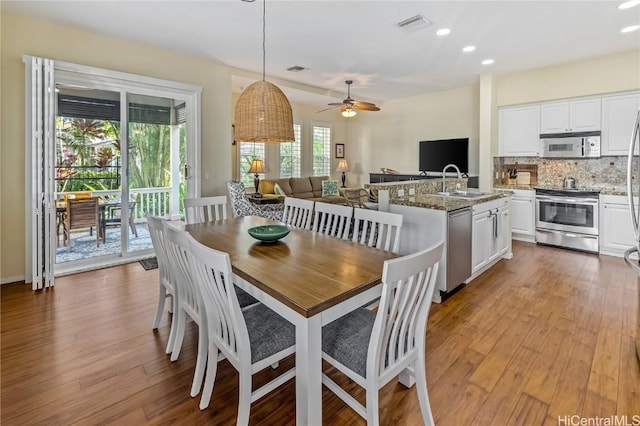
left=536, top=195, right=599, bottom=205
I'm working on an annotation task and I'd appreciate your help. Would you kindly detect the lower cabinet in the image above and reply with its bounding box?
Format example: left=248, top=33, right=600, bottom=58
left=600, top=194, right=638, bottom=257
left=472, top=198, right=510, bottom=275
left=497, top=189, right=535, bottom=241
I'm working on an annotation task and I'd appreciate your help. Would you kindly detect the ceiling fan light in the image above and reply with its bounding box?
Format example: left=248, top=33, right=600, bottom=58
left=342, top=108, right=357, bottom=118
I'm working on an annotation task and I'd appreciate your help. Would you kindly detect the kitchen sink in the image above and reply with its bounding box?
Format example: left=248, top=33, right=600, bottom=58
left=437, top=191, right=491, bottom=199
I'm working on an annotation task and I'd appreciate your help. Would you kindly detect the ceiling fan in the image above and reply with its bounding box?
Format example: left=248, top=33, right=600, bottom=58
left=318, top=80, right=381, bottom=117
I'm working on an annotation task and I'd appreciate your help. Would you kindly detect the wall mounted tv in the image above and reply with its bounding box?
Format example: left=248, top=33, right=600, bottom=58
left=419, top=138, right=469, bottom=174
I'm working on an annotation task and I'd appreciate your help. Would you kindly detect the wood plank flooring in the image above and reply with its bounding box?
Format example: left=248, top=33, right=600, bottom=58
left=1, top=241, right=638, bottom=425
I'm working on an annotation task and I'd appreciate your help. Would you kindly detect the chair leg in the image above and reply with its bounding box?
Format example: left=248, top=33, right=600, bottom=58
left=165, top=302, right=177, bottom=355
left=365, top=386, right=380, bottom=426
left=153, top=285, right=167, bottom=330
left=236, top=372, right=252, bottom=426
left=130, top=217, right=138, bottom=237
left=170, top=308, right=187, bottom=362
left=199, top=341, right=219, bottom=410
left=190, top=324, right=208, bottom=397
left=414, top=359, right=435, bottom=426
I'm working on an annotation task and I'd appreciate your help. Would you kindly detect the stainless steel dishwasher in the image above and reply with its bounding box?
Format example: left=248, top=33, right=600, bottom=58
left=446, top=207, right=472, bottom=292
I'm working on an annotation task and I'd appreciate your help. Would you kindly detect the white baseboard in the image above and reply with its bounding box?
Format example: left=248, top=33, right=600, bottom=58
left=1, top=276, right=26, bottom=285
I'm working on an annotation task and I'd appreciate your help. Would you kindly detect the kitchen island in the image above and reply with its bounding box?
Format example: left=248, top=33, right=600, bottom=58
left=369, top=180, right=513, bottom=302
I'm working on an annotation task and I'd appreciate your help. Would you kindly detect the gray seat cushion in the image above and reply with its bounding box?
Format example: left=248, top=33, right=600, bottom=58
left=243, top=304, right=295, bottom=363
left=235, top=285, right=259, bottom=308
left=322, top=307, right=376, bottom=378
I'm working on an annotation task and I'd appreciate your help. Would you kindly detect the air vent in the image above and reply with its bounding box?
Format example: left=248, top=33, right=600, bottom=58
left=396, top=14, right=433, bottom=32
left=286, top=65, right=306, bottom=72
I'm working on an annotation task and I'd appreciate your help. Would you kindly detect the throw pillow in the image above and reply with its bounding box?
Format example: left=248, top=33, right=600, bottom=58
left=321, top=180, right=340, bottom=197
left=274, top=183, right=285, bottom=195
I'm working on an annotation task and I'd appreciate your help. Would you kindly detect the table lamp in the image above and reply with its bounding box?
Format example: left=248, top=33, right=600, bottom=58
left=248, top=159, right=265, bottom=195
left=336, top=160, right=349, bottom=188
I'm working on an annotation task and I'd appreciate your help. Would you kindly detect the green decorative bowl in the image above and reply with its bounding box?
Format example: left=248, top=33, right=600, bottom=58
left=248, top=225, right=290, bottom=243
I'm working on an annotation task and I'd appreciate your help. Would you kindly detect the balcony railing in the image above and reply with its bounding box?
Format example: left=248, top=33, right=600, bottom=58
left=57, top=187, right=175, bottom=220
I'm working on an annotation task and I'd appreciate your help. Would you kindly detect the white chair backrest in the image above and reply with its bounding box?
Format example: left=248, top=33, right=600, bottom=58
left=184, top=196, right=228, bottom=224
left=187, top=234, right=250, bottom=370
left=368, top=242, right=443, bottom=383
left=163, top=222, right=202, bottom=323
left=312, top=202, right=353, bottom=240
left=282, top=197, right=314, bottom=230
left=147, top=215, right=171, bottom=285
left=352, top=208, right=403, bottom=253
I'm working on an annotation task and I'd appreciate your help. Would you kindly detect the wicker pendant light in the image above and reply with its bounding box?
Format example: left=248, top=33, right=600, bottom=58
left=234, top=0, right=294, bottom=143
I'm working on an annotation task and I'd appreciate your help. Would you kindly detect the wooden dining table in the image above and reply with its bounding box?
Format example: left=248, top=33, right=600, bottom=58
left=184, top=215, right=398, bottom=425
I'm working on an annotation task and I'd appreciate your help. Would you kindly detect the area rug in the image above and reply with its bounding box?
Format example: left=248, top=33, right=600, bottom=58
left=56, top=225, right=153, bottom=264
left=138, top=257, right=158, bottom=271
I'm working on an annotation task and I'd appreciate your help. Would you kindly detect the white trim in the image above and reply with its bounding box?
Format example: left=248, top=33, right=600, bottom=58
left=1, top=276, right=26, bottom=285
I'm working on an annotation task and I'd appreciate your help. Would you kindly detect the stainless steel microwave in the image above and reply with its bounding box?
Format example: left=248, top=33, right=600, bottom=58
left=539, top=131, right=601, bottom=158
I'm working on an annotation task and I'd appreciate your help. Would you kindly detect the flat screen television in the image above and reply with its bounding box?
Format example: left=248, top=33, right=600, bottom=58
left=419, top=138, right=469, bottom=174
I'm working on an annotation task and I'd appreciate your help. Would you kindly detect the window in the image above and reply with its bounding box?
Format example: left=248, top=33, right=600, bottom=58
left=312, top=124, right=331, bottom=177
left=279, top=123, right=301, bottom=178
left=239, top=142, right=265, bottom=187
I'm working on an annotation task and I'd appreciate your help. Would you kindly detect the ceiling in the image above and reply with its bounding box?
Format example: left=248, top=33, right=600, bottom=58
left=4, top=1, right=639, bottom=107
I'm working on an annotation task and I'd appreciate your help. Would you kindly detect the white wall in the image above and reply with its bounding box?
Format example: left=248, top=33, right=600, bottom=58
left=347, top=85, right=480, bottom=185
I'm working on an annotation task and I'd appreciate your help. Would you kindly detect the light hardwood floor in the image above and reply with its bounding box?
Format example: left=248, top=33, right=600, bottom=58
left=1, top=241, right=638, bottom=425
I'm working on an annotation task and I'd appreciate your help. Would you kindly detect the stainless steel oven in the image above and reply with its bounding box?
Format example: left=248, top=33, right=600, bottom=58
left=535, top=187, right=600, bottom=253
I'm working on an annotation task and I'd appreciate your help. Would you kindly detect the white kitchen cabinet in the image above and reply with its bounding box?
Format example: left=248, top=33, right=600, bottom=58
left=510, top=189, right=535, bottom=241
left=601, top=92, right=640, bottom=156
left=471, top=198, right=511, bottom=276
left=499, top=105, right=540, bottom=156
left=540, top=97, right=601, bottom=134
left=600, top=194, right=639, bottom=257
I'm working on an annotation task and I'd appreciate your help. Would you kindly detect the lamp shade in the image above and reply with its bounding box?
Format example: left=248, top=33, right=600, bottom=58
left=336, top=160, right=349, bottom=172
left=234, top=81, right=295, bottom=143
left=248, top=158, right=266, bottom=174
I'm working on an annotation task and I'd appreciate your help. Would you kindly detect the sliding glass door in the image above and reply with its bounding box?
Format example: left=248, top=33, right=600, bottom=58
left=26, top=56, right=201, bottom=281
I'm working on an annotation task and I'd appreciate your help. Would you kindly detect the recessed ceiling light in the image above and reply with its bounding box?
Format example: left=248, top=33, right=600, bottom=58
left=462, top=45, right=476, bottom=53
left=621, top=24, right=640, bottom=32
left=619, top=0, right=640, bottom=9
left=482, top=59, right=494, bottom=65
left=436, top=28, right=451, bottom=36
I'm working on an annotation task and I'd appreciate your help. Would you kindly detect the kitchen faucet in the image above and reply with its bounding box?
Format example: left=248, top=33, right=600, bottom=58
left=441, top=164, right=461, bottom=194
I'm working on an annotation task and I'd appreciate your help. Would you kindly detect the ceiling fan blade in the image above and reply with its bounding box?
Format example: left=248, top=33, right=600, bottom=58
left=327, top=102, right=346, bottom=106
left=352, top=102, right=380, bottom=111
left=316, top=105, right=340, bottom=113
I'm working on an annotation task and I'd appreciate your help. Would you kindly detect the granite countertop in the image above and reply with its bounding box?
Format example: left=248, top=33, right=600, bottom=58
left=391, top=191, right=510, bottom=211
left=493, top=183, right=636, bottom=196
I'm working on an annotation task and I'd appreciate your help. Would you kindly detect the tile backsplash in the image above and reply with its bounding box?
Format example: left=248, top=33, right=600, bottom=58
left=494, top=156, right=636, bottom=188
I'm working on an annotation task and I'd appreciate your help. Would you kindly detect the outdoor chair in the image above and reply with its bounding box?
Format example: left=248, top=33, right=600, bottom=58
left=321, top=242, right=444, bottom=425
left=63, top=197, right=100, bottom=252
left=102, top=194, right=138, bottom=242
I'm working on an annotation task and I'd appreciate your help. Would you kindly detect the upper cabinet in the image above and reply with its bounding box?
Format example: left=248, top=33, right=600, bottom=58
left=601, top=92, right=640, bottom=156
left=499, top=105, right=540, bottom=157
left=540, top=97, right=601, bottom=134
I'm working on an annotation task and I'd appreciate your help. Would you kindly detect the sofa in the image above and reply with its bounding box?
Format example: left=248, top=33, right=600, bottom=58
left=258, top=176, right=347, bottom=204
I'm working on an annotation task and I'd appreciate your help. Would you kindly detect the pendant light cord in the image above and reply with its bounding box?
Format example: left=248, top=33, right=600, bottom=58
left=262, top=0, right=266, bottom=81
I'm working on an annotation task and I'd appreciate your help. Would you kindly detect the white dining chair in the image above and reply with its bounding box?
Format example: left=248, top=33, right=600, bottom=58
left=352, top=208, right=403, bottom=253
left=186, top=234, right=296, bottom=420
left=281, top=197, right=314, bottom=230
left=163, top=222, right=260, bottom=400
left=147, top=215, right=176, bottom=354
left=163, top=221, right=209, bottom=398
left=321, top=242, right=444, bottom=425
left=312, top=202, right=353, bottom=240
left=183, top=196, right=228, bottom=224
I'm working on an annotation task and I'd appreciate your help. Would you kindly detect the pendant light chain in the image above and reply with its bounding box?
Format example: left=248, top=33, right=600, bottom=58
left=262, top=0, right=266, bottom=82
